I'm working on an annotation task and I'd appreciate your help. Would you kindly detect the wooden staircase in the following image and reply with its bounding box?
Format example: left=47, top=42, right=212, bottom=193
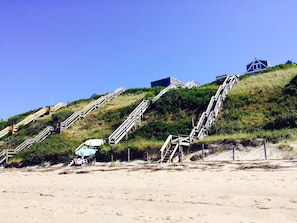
left=60, top=87, right=124, bottom=132
left=160, top=75, right=239, bottom=163
left=0, top=102, right=67, bottom=139
left=108, top=82, right=197, bottom=146
left=0, top=126, right=54, bottom=165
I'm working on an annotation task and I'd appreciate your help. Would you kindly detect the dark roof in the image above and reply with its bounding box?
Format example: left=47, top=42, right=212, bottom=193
left=246, top=58, right=271, bottom=72
left=286, top=60, right=296, bottom=65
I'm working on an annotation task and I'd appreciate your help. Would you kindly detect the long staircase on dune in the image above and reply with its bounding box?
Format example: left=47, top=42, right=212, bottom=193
left=160, top=75, right=239, bottom=163
left=60, top=87, right=124, bottom=132
left=0, top=102, right=67, bottom=139
left=0, top=87, right=124, bottom=165
left=108, top=81, right=198, bottom=146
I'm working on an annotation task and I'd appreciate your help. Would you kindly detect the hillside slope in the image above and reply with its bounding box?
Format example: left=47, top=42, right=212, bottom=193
left=2, top=65, right=297, bottom=166
left=208, top=66, right=297, bottom=141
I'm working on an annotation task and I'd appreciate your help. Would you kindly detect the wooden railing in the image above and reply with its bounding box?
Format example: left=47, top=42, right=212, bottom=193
left=108, top=100, right=151, bottom=145
left=0, top=126, right=54, bottom=164
left=60, top=87, right=124, bottom=132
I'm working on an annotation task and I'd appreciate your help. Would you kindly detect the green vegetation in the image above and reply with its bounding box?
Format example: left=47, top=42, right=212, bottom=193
left=10, top=134, right=79, bottom=167
left=0, top=109, right=38, bottom=130
left=257, top=63, right=297, bottom=74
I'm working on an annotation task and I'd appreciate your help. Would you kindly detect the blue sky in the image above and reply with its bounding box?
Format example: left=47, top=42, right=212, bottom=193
left=1, top=0, right=296, bottom=120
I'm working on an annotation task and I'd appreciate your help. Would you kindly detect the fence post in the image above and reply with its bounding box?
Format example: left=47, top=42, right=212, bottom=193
left=178, top=137, right=182, bottom=163
left=263, top=139, right=267, bottom=160
left=202, top=143, right=204, bottom=161
left=232, top=147, right=235, bottom=161
left=5, top=149, right=9, bottom=163
left=110, top=148, right=114, bottom=164
left=146, top=151, right=149, bottom=163
left=127, top=148, right=130, bottom=163
left=125, top=127, right=128, bottom=140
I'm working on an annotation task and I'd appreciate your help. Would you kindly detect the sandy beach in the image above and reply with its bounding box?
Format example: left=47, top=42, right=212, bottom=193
left=1, top=159, right=297, bottom=223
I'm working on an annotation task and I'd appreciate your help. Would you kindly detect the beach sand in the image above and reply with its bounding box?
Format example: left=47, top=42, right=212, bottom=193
left=1, top=159, right=297, bottom=223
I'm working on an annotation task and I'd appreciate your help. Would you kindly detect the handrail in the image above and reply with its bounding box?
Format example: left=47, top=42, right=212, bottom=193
left=152, top=85, right=176, bottom=103
left=160, top=135, right=172, bottom=161
left=33, top=126, right=54, bottom=142
left=0, top=127, right=10, bottom=139
left=14, top=139, right=34, bottom=153
left=205, top=96, right=215, bottom=116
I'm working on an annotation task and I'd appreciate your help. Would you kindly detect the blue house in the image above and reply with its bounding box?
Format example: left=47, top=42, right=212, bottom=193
left=246, top=58, right=271, bottom=73
left=151, top=77, right=184, bottom=88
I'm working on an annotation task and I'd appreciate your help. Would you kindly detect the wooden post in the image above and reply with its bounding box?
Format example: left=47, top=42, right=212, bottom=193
left=232, top=147, right=235, bottom=161
left=111, top=148, right=114, bottom=163
left=5, top=149, right=8, bottom=163
left=178, top=137, right=182, bottom=163
left=125, top=128, right=128, bottom=140
left=202, top=143, right=204, bottom=162
left=127, top=148, right=130, bottom=163
left=263, top=139, right=267, bottom=160
left=147, top=152, right=149, bottom=163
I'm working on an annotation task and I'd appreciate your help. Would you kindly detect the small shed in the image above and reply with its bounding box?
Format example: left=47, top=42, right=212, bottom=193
left=246, top=58, right=271, bottom=73
left=151, top=77, right=184, bottom=88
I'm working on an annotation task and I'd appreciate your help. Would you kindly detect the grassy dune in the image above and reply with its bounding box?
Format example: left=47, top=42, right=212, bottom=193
left=209, top=67, right=297, bottom=142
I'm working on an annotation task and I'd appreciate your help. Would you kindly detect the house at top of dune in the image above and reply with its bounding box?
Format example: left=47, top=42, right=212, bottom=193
left=246, top=58, right=272, bottom=74
left=285, top=60, right=297, bottom=65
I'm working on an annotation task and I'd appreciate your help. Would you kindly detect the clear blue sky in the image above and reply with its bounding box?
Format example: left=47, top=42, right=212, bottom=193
left=1, top=0, right=296, bottom=120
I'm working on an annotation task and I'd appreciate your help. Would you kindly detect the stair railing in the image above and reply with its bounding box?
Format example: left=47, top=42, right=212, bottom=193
left=152, top=85, right=176, bottom=103
left=0, top=125, right=55, bottom=164
left=108, top=100, right=151, bottom=145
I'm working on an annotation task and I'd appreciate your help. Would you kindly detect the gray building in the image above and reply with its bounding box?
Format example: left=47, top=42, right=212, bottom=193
left=151, top=77, right=184, bottom=88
